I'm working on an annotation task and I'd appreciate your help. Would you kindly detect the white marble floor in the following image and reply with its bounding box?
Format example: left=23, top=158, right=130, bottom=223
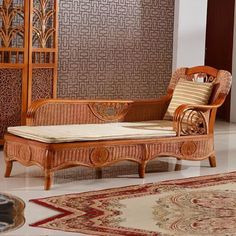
left=1, top=121, right=236, bottom=236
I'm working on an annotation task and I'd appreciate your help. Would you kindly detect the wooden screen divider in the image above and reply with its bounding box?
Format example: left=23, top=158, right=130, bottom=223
left=0, top=0, right=58, bottom=144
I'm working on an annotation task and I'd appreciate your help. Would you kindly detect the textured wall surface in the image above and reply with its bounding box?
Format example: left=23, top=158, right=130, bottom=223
left=57, top=0, right=174, bottom=99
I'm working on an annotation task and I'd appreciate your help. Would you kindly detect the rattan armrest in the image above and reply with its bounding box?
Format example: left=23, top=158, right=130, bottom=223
left=173, top=93, right=226, bottom=136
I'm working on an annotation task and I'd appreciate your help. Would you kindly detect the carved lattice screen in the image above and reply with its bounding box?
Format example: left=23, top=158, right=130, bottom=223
left=28, top=0, right=58, bottom=105
left=0, top=0, right=58, bottom=144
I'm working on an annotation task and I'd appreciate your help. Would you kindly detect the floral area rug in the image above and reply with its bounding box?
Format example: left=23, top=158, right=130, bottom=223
left=30, top=172, right=236, bottom=236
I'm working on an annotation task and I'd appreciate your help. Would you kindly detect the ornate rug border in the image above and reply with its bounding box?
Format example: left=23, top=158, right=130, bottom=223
left=29, top=171, right=236, bottom=235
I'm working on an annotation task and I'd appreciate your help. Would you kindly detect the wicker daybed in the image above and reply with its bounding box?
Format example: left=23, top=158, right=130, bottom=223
left=4, top=66, right=232, bottom=190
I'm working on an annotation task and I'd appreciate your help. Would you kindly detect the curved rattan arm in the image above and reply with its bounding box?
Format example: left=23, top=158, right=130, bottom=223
left=173, top=93, right=226, bottom=136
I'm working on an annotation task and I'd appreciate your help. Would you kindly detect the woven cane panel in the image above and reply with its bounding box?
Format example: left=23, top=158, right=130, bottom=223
left=149, top=137, right=213, bottom=161
left=5, top=141, right=47, bottom=166
left=32, top=69, right=53, bottom=102
left=53, top=144, right=145, bottom=168
left=0, top=69, right=22, bottom=138
left=57, top=0, right=174, bottom=99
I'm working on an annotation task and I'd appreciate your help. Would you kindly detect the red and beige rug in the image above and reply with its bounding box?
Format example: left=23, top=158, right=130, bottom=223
left=30, top=172, right=236, bottom=236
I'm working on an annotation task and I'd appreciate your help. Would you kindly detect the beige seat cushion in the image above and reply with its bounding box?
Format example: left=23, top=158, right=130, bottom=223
left=164, top=79, right=213, bottom=120
left=8, top=120, right=176, bottom=144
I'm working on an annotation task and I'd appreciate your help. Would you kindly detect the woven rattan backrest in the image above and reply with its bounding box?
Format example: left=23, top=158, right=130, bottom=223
left=168, top=66, right=232, bottom=105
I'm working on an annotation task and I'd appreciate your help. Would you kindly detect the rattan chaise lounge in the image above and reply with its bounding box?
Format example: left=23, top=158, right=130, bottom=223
left=4, top=66, right=232, bottom=190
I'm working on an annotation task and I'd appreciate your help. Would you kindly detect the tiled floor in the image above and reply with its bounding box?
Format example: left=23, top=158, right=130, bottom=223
left=1, top=121, right=236, bottom=235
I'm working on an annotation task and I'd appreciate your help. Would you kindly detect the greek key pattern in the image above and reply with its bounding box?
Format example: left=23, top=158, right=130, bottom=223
left=57, top=0, right=174, bottom=99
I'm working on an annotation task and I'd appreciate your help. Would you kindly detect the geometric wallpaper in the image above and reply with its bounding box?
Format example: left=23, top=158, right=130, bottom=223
left=57, top=0, right=175, bottom=99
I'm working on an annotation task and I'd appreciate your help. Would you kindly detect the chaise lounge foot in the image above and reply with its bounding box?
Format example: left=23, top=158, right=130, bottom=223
left=209, top=154, right=216, bottom=168
left=139, top=162, right=147, bottom=178
left=44, top=171, right=53, bottom=190
left=175, top=159, right=182, bottom=171
left=5, top=161, right=13, bottom=178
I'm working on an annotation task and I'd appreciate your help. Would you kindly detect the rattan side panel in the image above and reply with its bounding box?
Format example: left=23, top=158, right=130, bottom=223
left=4, top=133, right=215, bottom=190
left=29, top=103, right=105, bottom=126
left=149, top=136, right=214, bottom=161
left=32, top=69, right=53, bottom=102
left=0, top=69, right=22, bottom=138
left=5, top=141, right=46, bottom=167
left=53, top=148, right=92, bottom=168
left=107, top=145, right=145, bottom=162
left=124, top=102, right=170, bottom=122
left=52, top=144, right=145, bottom=169
left=27, top=100, right=169, bottom=126
left=48, top=137, right=213, bottom=170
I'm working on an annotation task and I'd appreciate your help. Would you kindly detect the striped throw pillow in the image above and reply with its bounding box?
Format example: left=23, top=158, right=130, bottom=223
left=164, top=79, right=213, bottom=120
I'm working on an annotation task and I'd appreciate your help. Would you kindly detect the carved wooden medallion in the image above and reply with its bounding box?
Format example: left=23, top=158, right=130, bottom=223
left=89, top=102, right=131, bottom=121
left=19, top=146, right=31, bottom=163
left=90, top=147, right=109, bottom=166
left=180, top=141, right=197, bottom=157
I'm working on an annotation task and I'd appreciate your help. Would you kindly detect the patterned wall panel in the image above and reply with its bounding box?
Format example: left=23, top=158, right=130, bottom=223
left=0, top=69, right=22, bottom=137
left=57, top=0, right=174, bottom=99
left=32, top=69, right=53, bottom=102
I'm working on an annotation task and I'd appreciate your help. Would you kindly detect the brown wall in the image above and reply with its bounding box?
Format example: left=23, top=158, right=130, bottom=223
left=57, top=0, right=175, bottom=99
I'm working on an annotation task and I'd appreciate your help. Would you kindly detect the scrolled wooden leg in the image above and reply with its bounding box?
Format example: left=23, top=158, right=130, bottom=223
left=44, top=171, right=53, bottom=190
left=209, top=155, right=216, bottom=168
left=5, top=161, right=13, bottom=177
left=139, top=162, right=147, bottom=178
